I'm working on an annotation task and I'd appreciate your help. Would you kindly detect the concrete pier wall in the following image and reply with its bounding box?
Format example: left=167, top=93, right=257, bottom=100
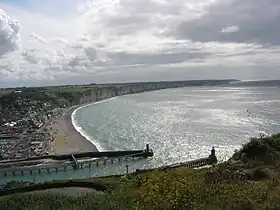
left=0, top=149, right=153, bottom=166
left=0, top=155, right=141, bottom=177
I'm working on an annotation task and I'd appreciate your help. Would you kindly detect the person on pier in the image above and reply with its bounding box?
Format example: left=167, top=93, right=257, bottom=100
left=209, top=147, right=217, bottom=164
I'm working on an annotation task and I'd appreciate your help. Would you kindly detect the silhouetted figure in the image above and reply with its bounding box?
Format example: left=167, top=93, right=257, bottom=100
left=125, top=164, right=129, bottom=175
left=211, top=147, right=215, bottom=157
left=209, top=147, right=217, bottom=165
left=146, top=144, right=150, bottom=152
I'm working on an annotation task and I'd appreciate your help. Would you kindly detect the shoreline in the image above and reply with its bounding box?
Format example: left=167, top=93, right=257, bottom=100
left=51, top=83, right=234, bottom=155
left=53, top=102, right=99, bottom=154
left=53, top=97, right=117, bottom=155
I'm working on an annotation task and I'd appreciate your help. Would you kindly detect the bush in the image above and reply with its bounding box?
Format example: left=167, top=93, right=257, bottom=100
left=251, top=167, right=273, bottom=181
left=232, top=134, right=280, bottom=166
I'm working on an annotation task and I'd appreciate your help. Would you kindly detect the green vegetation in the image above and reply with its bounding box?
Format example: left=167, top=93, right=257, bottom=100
left=43, top=85, right=95, bottom=104
left=231, top=133, right=280, bottom=167
left=1, top=134, right=280, bottom=209
left=0, top=180, right=112, bottom=197
left=0, top=88, right=14, bottom=96
left=45, top=86, right=94, bottom=93
left=0, top=85, right=97, bottom=110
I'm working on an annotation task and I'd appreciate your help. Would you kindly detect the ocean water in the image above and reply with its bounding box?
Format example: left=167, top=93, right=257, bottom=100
left=73, top=85, right=280, bottom=169
left=1, top=85, right=280, bottom=184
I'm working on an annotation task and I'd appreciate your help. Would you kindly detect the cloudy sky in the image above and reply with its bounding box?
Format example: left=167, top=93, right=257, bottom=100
left=0, top=0, right=279, bottom=87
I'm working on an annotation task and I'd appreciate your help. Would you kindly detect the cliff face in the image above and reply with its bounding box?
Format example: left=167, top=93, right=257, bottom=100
left=78, top=83, right=168, bottom=104
left=78, top=80, right=236, bottom=104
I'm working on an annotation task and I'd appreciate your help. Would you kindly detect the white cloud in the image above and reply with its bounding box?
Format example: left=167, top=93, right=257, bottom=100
left=0, top=0, right=280, bottom=87
left=221, top=25, right=239, bottom=33
left=0, top=9, right=21, bottom=57
left=29, top=32, right=69, bottom=45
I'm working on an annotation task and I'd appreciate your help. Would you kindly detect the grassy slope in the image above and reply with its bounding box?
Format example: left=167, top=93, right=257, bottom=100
left=1, top=135, right=280, bottom=210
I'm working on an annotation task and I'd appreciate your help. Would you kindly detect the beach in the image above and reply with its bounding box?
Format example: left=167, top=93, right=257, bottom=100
left=52, top=103, right=99, bottom=155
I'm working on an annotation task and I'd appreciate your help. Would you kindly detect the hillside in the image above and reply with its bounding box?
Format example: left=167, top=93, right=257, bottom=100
left=1, top=134, right=280, bottom=209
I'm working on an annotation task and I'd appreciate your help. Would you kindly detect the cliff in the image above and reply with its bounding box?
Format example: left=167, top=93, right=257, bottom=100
left=78, top=79, right=238, bottom=104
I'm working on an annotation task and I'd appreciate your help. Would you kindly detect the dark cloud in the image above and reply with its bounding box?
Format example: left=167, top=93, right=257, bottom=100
left=175, top=0, right=280, bottom=45
left=83, top=47, right=97, bottom=61
left=2, top=0, right=280, bottom=87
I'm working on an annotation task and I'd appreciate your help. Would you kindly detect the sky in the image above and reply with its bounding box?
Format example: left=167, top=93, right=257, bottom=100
left=0, top=0, right=280, bottom=87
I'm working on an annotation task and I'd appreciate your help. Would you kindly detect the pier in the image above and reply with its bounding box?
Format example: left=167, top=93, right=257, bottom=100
left=0, top=144, right=153, bottom=165
left=162, top=147, right=217, bottom=169
left=70, top=154, right=78, bottom=169
left=0, top=144, right=153, bottom=177
left=133, top=148, right=218, bottom=175
left=0, top=146, right=218, bottom=181
left=0, top=154, right=145, bottom=177
left=0, top=135, right=18, bottom=140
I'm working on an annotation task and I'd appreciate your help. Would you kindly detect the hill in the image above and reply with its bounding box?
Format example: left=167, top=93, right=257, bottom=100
left=1, top=134, right=280, bottom=209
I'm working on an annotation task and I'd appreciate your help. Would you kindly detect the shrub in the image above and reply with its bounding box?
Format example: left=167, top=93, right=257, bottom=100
left=233, top=133, right=280, bottom=167
left=251, top=167, right=273, bottom=181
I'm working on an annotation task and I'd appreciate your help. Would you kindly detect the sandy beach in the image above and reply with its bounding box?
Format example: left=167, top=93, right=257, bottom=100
left=52, top=103, right=98, bottom=155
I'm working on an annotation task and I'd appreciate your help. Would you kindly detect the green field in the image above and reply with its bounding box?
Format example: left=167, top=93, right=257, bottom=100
left=0, top=88, right=14, bottom=96
left=44, top=85, right=95, bottom=93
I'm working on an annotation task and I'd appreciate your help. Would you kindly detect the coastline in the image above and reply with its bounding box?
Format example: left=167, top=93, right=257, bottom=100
left=52, top=97, right=117, bottom=155
left=52, top=102, right=99, bottom=155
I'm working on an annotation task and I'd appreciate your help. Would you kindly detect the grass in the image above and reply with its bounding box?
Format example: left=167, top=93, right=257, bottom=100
left=44, top=85, right=94, bottom=93
left=0, top=89, right=14, bottom=96
left=1, top=134, right=280, bottom=209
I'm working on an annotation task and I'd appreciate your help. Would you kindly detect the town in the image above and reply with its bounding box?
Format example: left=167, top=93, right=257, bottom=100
left=0, top=89, right=65, bottom=160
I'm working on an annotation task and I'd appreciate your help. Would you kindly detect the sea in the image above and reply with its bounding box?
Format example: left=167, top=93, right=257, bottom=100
left=73, top=82, right=280, bottom=167
left=1, top=81, right=280, bottom=184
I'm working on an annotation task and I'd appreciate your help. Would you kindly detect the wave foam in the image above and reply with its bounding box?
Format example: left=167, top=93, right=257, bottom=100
left=71, top=97, right=118, bottom=152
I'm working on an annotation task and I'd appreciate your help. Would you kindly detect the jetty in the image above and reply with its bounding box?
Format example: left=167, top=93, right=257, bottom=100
left=133, top=147, right=218, bottom=175
left=0, top=135, right=18, bottom=140
left=0, top=146, right=218, bottom=179
left=70, top=154, right=78, bottom=169
left=0, top=144, right=153, bottom=177
left=0, top=144, right=153, bottom=164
